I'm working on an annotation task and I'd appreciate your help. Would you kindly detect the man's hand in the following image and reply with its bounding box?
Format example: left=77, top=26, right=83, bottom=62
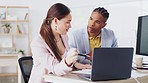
left=74, top=62, right=92, bottom=69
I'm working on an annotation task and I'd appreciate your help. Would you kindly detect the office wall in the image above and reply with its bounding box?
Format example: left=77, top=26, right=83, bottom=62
left=0, top=0, right=148, bottom=73
left=1, top=0, right=147, bottom=47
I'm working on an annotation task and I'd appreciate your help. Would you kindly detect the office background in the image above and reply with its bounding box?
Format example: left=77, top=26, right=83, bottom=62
left=0, top=0, right=148, bottom=82
left=1, top=0, right=148, bottom=48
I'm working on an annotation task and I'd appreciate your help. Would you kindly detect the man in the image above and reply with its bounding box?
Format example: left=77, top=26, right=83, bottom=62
left=68, top=7, right=118, bottom=64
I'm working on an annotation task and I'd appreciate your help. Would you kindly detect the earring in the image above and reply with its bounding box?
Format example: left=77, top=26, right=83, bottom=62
left=46, top=20, right=50, bottom=25
left=55, top=26, right=57, bottom=31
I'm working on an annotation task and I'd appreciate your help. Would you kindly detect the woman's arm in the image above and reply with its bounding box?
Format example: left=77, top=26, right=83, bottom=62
left=31, top=36, right=72, bottom=76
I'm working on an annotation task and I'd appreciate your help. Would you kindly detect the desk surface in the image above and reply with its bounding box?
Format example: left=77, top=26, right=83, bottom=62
left=43, top=70, right=148, bottom=83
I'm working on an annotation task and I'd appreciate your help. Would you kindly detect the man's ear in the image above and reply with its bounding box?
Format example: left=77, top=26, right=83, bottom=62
left=102, top=23, right=107, bottom=28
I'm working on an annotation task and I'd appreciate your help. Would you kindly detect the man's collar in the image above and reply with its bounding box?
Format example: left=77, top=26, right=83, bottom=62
left=89, top=33, right=101, bottom=39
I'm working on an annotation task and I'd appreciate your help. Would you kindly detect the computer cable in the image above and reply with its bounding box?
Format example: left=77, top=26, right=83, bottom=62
left=133, top=78, right=140, bottom=83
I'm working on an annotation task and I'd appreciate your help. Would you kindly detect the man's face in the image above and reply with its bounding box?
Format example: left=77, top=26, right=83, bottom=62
left=87, top=12, right=107, bottom=34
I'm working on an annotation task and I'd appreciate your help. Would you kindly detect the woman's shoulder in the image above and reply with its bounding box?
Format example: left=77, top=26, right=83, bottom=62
left=30, top=35, right=46, bottom=47
left=31, top=35, right=42, bottom=43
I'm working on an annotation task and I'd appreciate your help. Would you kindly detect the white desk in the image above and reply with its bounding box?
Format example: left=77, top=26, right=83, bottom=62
left=43, top=70, right=148, bottom=83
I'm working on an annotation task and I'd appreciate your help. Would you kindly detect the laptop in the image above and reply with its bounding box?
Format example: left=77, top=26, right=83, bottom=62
left=77, top=47, right=134, bottom=81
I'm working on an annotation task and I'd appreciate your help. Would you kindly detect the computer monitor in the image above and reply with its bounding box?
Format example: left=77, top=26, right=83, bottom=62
left=136, top=15, right=148, bottom=56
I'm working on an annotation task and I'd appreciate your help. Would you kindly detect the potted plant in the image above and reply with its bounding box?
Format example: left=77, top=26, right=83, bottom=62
left=1, top=23, right=12, bottom=33
left=18, top=49, right=25, bottom=56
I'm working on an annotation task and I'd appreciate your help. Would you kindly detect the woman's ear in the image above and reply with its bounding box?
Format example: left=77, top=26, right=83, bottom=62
left=53, top=17, right=59, bottom=25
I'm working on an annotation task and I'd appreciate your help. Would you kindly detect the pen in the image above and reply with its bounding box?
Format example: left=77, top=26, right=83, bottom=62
left=78, top=54, right=90, bottom=58
left=136, top=67, right=148, bottom=70
left=143, top=63, right=148, bottom=65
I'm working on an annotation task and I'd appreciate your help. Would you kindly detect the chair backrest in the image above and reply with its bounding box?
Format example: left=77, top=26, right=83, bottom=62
left=18, top=56, right=33, bottom=83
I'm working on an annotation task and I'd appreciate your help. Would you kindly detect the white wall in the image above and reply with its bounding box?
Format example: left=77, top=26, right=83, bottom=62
left=1, top=0, right=147, bottom=47
left=0, top=0, right=148, bottom=73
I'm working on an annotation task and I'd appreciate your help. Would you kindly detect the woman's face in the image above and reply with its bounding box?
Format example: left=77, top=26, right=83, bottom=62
left=57, top=13, right=72, bottom=35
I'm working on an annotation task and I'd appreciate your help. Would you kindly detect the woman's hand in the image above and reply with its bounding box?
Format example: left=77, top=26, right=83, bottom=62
left=74, top=62, right=92, bottom=69
left=66, top=48, right=78, bottom=66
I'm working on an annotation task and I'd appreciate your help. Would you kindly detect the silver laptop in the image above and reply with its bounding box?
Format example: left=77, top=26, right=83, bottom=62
left=78, top=47, right=134, bottom=81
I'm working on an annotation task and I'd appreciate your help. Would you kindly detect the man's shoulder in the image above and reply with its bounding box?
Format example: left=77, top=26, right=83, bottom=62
left=69, top=27, right=86, bottom=33
left=102, top=28, right=114, bottom=33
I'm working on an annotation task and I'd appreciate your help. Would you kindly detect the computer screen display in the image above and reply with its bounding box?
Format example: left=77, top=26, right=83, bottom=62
left=136, top=15, right=148, bottom=56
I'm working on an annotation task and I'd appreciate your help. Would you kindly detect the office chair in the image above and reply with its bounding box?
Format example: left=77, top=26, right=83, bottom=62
left=18, top=56, right=33, bottom=83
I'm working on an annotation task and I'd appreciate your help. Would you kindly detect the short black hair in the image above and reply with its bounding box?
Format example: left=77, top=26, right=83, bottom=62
left=93, top=7, right=109, bottom=19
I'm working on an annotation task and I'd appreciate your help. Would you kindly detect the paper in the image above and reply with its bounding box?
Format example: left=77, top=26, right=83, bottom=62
left=71, top=69, right=91, bottom=74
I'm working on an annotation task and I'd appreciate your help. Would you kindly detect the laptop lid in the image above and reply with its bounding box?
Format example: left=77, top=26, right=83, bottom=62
left=91, top=47, right=134, bottom=81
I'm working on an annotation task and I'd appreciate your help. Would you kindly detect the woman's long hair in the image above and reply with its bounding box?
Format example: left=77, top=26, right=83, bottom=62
left=40, top=3, right=70, bottom=61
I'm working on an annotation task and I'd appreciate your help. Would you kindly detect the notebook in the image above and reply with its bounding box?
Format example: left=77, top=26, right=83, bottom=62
left=77, top=47, right=134, bottom=81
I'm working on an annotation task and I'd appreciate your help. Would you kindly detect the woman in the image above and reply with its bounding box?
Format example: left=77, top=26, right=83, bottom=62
left=29, top=3, right=78, bottom=83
